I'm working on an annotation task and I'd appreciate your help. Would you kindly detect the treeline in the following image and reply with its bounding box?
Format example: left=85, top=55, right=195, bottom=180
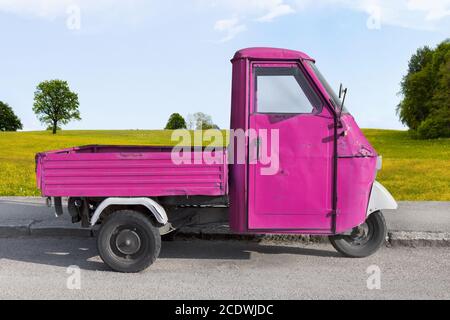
left=397, top=39, right=450, bottom=139
left=0, top=80, right=80, bottom=134
left=2, top=40, right=448, bottom=138
left=165, top=112, right=219, bottom=130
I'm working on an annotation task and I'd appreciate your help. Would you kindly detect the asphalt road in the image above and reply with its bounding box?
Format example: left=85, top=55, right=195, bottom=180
left=0, top=237, right=448, bottom=300
left=1, top=198, right=449, bottom=234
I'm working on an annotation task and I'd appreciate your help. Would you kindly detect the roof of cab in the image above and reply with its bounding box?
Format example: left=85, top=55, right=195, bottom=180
left=232, top=47, right=313, bottom=62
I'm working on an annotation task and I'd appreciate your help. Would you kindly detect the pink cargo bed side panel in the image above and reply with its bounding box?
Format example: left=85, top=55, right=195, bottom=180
left=37, top=146, right=228, bottom=198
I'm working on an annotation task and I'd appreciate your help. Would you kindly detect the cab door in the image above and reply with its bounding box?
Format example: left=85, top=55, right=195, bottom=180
left=248, top=63, right=334, bottom=232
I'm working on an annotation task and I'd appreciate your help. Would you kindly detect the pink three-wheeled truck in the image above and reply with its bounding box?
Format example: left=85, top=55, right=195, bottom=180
left=35, top=48, right=398, bottom=273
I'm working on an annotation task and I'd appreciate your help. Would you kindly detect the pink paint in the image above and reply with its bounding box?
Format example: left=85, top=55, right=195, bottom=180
left=228, top=48, right=378, bottom=234
left=36, top=47, right=380, bottom=236
left=232, top=47, right=312, bottom=62
left=335, top=114, right=378, bottom=233
left=36, top=145, right=228, bottom=197
left=247, top=61, right=333, bottom=232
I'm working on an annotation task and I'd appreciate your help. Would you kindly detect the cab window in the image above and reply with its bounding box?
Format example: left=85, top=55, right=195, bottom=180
left=254, top=66, right=322, bottom=114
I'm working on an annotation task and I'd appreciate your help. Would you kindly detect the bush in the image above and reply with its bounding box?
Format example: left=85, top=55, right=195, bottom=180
left=165, top=113, right=187, bottom=130
left=397, top=40, right=450, bottom=139
left=417, top=110, right=450, bottom=139
left=0, top=101, right=23, bottom=132
left=186, top=112, right=218, bottom=130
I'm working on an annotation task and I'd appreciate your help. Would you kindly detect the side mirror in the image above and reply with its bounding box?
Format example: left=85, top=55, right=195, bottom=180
left=338, top=84, right=348, bottom=120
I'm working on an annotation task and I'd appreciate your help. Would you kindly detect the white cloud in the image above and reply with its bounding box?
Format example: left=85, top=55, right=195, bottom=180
left=209, top=0, right=449, bottom=42
left=256, top=3, right=295, bottom=22
left=293, top=0, right=450, bottom=30
left=0, top=0, right=145, bottom=19
left=206, top=0, right=294, bottom=17
left=2, top=0, right=448, bottom=39
left=214, top=16, right=247, bottom=42
left=0, top=0, right=69, bottom=18
left=407, top=0, right=450, bottom=21
left=209, top=0, right=295, bottom=41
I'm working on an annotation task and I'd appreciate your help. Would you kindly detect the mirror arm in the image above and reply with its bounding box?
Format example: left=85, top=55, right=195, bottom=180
left=338, top=88, right=347, bottom=120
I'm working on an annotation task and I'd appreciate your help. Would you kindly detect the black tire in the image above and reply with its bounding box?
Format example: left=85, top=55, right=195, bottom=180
left=329, top=211, right=387, bottom=258
left=97, top=210, right=161, bottom=273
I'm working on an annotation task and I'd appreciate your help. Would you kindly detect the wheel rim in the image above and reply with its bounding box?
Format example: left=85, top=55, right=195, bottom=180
left=110, top=225, right=145, bottom=260
left=115, top=229, right=141, bottom=255
left=343, top=220, right=374, bottom=246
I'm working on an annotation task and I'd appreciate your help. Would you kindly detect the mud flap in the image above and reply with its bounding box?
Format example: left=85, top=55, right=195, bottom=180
left=367, top=181, right=398, bottom=216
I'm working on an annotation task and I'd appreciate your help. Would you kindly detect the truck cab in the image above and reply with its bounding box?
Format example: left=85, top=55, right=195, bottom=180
left=229, top=47, right=396, bottom=253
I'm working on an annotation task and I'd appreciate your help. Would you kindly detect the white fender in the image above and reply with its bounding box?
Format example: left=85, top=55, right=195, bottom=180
left=90, top=197, right=168, bottom=226
left=367, top=181, right=398, bottom=216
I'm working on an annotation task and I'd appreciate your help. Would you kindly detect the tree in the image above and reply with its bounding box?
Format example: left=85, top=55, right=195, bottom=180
left=397, top=40, right=450, bottom=139
left=186, top=112, right=218, bottom=130
left=46, top=125, right=62, bottom=131
left=165, top=113, right=187, bottom=130
left=0, top=101, right=23, bottom=131
left=33, top=80, right=81, bottom=134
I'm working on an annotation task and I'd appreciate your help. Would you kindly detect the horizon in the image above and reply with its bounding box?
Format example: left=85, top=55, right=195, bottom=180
left=14, top=127, right=409, bottom=133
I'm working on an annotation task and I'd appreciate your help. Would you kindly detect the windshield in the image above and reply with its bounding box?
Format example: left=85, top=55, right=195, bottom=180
left=306, top=61, right=349, bottom=113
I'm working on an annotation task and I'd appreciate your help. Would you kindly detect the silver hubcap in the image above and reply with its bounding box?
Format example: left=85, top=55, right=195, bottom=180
left=348, top=223, right=371, bottom=245
left=115, top=229, right=141, bottom=255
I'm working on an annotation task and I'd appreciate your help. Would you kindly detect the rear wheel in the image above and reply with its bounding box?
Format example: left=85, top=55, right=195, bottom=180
left=97, top=210, right=161, bottom=273
left=329, top=210, right=387, bottom=258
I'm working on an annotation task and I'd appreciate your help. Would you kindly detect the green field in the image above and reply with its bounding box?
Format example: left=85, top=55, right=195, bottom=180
left=0, top=129, right=448, bottom=200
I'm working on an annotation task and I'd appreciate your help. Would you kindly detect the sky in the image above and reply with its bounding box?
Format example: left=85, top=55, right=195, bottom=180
left=0, top=0, right=449, bottom=131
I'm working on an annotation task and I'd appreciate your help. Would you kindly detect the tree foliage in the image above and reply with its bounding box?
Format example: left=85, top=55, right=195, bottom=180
left=0, top=101, right=23, bottom=131
left=397, top=40, right=450, bottom=139
left=165, top=113, right=187, bottom=130
left=33, top=80, right=81, bottom=134
left=186, top=112, right=218, bottom=130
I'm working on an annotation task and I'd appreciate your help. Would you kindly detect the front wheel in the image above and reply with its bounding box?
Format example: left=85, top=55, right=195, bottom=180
left=97, top=210, right=161, bottom=273
left=329, top=211, right=387, bottom=258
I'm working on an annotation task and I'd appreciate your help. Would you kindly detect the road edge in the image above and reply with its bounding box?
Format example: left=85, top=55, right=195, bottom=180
left=0, top=222, right=448, bottom=247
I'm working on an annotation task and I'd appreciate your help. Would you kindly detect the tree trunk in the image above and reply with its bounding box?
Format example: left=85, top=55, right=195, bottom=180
left=52, top=121, right=57, bottom=134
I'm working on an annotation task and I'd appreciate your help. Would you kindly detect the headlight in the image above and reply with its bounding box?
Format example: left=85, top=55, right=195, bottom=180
left=376, top=156, right=383, bottom=171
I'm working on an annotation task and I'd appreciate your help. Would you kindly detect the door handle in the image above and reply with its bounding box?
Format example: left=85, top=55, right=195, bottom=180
left=256, top=137, right=261, bottom=161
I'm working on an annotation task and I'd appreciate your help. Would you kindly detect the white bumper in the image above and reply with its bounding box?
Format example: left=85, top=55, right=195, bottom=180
left=367, top=181, right=398, bottom=215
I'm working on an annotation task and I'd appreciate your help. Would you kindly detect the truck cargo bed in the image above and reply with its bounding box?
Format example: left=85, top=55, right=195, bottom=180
left=36, top=145, right=228, bottom=197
